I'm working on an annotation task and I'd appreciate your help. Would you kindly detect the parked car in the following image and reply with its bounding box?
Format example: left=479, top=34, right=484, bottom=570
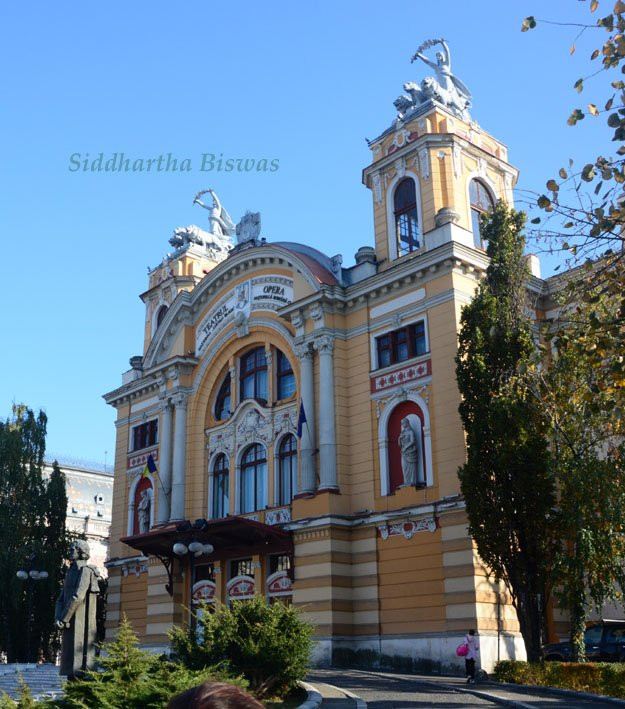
left=543, top=620, right=625, bottom=662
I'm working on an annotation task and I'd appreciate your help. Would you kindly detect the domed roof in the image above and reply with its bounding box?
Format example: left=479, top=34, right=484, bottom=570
left=272, top=241, right=340, bottom=285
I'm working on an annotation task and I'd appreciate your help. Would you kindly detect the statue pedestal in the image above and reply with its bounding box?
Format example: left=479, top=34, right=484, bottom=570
left=392, top=484, right=427, bottom=507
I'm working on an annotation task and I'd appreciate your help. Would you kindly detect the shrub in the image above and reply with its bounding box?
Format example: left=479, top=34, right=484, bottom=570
left=46, top=615, right=245, bottom=709
left=170, top=597, right=314, bottom=699
left=493, top=659, right=625, bottom=699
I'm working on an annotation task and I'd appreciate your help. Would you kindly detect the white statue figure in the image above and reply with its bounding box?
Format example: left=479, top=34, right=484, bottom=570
left=409, top=39, right=472, bottom=120
left=398, top=417, right=419, bottom=486
left=193, top=189, right=236, bottom=238
left=137, top=488, right=152, bottom=534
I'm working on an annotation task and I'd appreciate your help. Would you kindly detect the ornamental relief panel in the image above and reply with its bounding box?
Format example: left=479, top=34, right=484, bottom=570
left=374, top=383, right=429, bottom=420
left=207, top=402, right=298, bottom=459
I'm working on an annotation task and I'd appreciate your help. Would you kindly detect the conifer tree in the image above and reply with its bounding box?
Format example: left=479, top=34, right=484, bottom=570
left=0, top=406, right=70, bottom=662
left=455, top=203, right=556, bottom=662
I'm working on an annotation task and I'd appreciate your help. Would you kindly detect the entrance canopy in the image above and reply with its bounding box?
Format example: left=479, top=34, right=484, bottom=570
left=121, top=515, right=293, bottom=561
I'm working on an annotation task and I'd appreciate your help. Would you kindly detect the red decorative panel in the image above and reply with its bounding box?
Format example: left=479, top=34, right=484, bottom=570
left=192, top=580, right=216, bottom=603
left=371, top=359, right=431, bottom=393
left=127, top=447, right=159, bottom=472
left=227, top=575, right=255, bottom=600
left=266, top=571, right=293, bottom=596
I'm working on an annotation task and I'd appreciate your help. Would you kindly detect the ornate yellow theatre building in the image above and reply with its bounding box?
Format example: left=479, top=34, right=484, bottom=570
left=104, top=48, right=538, bottom=671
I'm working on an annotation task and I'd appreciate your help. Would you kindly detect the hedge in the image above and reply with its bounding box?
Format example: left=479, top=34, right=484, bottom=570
left=494, top=660, right=625, bottom=699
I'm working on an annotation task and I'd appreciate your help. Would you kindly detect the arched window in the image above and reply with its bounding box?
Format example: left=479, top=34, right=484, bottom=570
left=276, top=351, right=295, bottom=401
left=469, top=179, right=495, bottom=248
left=240, top=443, right=267, bottom=513
left=394, top=178, right=420, bottom=256
left=214, top=373, right=231, bottom=421
left=240, top=347, right=267, bottom=404
left=211, top=454, right=229, bottom=519
left=278, top=434, right=297, bottom=505
left=156, top=305, right=168, bottom=328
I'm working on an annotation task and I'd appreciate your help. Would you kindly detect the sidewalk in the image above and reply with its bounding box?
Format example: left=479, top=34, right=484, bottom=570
left=305, top=668, right=625, bottom=708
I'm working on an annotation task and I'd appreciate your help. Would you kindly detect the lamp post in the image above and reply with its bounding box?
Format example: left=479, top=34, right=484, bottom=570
left=16, top=554, right=49, bottom=664
left=173, top=541, right=213, bottom=630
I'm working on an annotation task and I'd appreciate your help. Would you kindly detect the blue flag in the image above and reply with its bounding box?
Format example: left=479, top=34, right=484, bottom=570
left=142, top=454, right=157, bottom=478
left=297, top=400, right=307, bottom=438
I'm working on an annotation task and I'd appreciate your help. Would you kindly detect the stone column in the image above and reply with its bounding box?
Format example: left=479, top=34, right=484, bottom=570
left=296, top=343, right=316, bottom=493
left=170, top=392, right=188, bottom=521
left=316, top=335, right=338, bottom=490
left=156, top=399, right=173, bottom=525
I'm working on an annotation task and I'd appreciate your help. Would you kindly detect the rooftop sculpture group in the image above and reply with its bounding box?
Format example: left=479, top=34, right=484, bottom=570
left=168, top=189, right=261, bottom=261
left=393, top=39, right=472, bottom=123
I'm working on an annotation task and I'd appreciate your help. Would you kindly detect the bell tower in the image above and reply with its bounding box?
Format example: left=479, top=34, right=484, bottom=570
left=362, top=39, right=518, bottom=271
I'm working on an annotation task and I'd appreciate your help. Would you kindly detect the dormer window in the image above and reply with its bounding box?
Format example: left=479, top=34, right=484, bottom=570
left=469, top=179, right=495, bottom=249
left=240, top=347, right=267, bottom=405
left=394, top=178, right=420, bottom=256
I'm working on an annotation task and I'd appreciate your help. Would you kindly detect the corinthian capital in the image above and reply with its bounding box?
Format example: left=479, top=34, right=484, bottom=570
left=314, top=335, right=335, bottom=354
left=294, top=343, right=314, bottom=361
left=173, top=392, right=188, bottom=409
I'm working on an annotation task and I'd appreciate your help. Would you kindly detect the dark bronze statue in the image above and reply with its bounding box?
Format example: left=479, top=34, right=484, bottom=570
left=54, top=539, right=100, bottom=678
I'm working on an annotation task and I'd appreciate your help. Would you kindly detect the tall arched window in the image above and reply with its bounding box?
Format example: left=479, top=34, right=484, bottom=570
left=212, top=454, right=229, bottom=519
left=240, top=347, right=267, bottom=404
left=278, top=434, right=297, bottom=505
left=469, top=179, right=495, bottom=249
left=394, top=178, right=420, bottom=256
left=240, top=443, right=267, bottom=513
left=156, top=305, right=168, bottom=328
left=276, top=351, right=295, bottom=401
left=214, top=373, right=231, bottom=421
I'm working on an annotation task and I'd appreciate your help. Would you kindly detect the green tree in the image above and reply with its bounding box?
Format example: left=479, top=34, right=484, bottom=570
left=170, top=596, right=314, bottom=699
left=0, top=406, right=70, bottom=662
left=522, top=0, right=625, bottom=660
left=55, top=615, right=240, bottom=709
left=525, top=275, right=625, bottom=661
left=455, top=203, right=556, bottom=662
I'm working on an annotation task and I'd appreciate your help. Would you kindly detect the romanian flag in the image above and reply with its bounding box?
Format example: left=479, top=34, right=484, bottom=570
left=142, top=454, right=157, bottom=478
left=297, top=400, right=307, bottom=439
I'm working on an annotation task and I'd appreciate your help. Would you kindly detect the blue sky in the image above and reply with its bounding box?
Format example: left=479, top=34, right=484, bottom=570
left=0, top=1, right=613, bottom=465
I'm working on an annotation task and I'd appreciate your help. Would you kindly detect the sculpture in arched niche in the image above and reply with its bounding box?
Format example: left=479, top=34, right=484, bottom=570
left=387, top=401, right=426, bottom=493
left=132, top=477, right=153, bottom=535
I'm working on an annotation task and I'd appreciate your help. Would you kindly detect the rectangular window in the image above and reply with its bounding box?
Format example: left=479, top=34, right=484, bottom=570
left=194, top=563, right=215, bottom=583
left=230, top=558, right=254, bottom=578
left=269, top=554, right=291, bottom=575
left=377, top=334, right=391, bottom=368
left=212, top=470, right=229, bottom=519
left=131, top=419, right=158, bottom=451
left=277, top=351, right=296, bottom=400
left=375, top=320, right=427, bottom=369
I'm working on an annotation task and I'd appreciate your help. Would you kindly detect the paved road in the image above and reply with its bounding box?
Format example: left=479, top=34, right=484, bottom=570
left=307, top=668, right=625, bottom=708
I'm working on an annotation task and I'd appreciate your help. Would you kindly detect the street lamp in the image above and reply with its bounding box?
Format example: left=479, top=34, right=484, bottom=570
left=16, top=554, right=49, bottom=664
left=172, top=540, right=214, bottom=629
